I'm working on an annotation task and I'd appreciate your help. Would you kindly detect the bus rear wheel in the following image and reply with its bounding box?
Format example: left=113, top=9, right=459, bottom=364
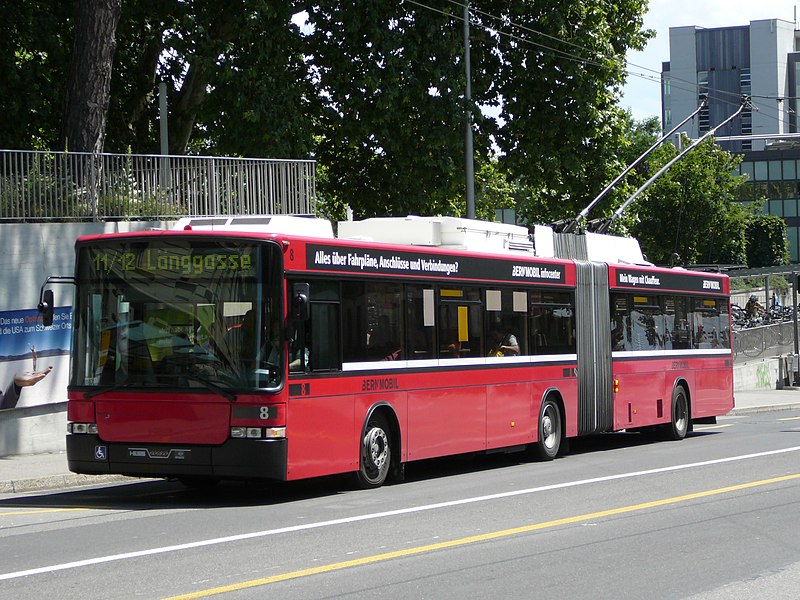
left=354, top=413, right=392, bottom=489
left=663, top=386, right=689, bottom=441
left=532, top=397, right=562, bottom=461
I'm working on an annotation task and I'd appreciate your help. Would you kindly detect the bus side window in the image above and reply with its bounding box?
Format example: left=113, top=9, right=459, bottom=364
left=289, top=280, right=341, bottom=373
left=406, top=286, right=434, bottom=360
left=308, top=302, right=341, bottom=371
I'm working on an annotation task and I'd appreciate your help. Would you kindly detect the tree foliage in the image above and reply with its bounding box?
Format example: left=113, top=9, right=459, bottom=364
left=3, top=0, right=653, bottom=219
left=745, top=213, right=790, bottom=268
left=627, top=136, right=751, bottom=266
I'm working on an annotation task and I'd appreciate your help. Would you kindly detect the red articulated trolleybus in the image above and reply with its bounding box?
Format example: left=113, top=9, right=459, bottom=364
left=38, top=214, right=733, bottom=488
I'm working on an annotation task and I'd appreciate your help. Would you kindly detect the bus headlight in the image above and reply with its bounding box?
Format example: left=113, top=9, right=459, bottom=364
left=67, top=422, right=98, bottom=435
left=231, top=427, right=284, bottom=439
left=265, top=427, right=285, bottom=439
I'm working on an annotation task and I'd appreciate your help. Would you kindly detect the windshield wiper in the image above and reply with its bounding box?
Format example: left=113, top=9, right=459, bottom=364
left=84, top=375, right=236, bottom=402
left=183, top=373, right=237, bottom=402
left=152, top=373, right=237, bottom=402
left=83, top=382, right=165, bottom=398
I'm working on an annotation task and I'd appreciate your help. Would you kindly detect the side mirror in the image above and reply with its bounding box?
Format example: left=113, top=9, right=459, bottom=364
left=38, top=289, right=54, bottom=327
left=292, top=283, right=310, bottom=321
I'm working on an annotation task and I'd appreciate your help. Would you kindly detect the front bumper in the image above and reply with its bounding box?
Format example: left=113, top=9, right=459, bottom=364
left=67, top=434, right=288, bottom=481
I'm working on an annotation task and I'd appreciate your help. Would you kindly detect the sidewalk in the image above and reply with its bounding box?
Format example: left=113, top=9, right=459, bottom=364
left=2, top=389, right=800, bottom=495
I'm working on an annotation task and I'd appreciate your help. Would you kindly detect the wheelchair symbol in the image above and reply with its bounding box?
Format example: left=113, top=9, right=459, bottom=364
left=94, top=445, right=107, bottom=460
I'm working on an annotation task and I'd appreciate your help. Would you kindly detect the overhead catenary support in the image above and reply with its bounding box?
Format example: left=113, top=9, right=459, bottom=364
left=594, top=96, right=750, bottom=234
left=464, top=1, right=475, bottom=219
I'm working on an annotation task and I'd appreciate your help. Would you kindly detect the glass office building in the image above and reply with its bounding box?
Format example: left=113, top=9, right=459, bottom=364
left=663, top=19, right=800, bottom=262
left=738, top=149, right=800, bottom=261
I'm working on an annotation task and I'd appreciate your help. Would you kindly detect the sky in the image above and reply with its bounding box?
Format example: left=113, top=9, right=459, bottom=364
left=619, top=0, right=798, bottom=120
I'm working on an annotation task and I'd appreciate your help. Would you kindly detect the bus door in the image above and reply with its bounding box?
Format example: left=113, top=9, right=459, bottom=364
left=574, top=261, right=613, bottom=434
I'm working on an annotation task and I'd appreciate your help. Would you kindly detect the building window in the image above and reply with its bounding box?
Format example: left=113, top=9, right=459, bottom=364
left=754, top=161, right=768, bottom=181
left=698, top=71, right=708, bottom=95
left=740, top=68, right=751, bottom=95
left=740, top=109, right=752, bottom=135
left=698, top=71, right=709, bottom=133
left=769, top=199, right=784, bottom=216
left=783, top=160, right=797, bottom=180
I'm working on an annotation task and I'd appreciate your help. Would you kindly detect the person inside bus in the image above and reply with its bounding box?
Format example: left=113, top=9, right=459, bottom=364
left=289, top=325, right=310, bottom=372
left=488, top=327, right=520, bottom=357
left=442, top=340, right=459, bottom=357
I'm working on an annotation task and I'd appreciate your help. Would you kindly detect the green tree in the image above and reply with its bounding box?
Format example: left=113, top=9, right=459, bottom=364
left=306, top=0, right=475, bottom=218
left=105, top=0, right=316, bottom=157
left=629, top=137, right=750, bottom=266
left=2, top=0, right=654, bottom=225
left=746, top=213, right=790, bottom=268
left=0, top=1, right=73, bottom=149
left=487, top=1, right=652, bottom=223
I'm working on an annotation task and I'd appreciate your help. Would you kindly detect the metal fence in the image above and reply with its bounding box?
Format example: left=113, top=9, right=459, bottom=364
left=733, top=321, right=797, bottom=362
left=0, top=149, right=316, bottom=221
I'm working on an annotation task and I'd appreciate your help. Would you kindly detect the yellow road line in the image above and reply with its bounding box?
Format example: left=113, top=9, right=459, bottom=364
left=0, top=508, right=87, bottom=517
left=163, top=473, right=800, bottom=600
left=778, top=416, right=800, bottom=422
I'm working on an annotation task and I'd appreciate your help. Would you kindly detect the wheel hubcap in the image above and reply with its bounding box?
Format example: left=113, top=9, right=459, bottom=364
left=542, top=408, right=557, bottom=448
left=366, top=428, right=388, bottom=469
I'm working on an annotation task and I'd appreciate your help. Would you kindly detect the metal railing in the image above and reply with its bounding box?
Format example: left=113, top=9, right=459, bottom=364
left=0, top=149, right=316, bottom=221
left=733, top=321, right=797, bottom=362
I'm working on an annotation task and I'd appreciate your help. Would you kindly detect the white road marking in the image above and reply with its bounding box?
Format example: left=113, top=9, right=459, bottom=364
left=2, top=445, right=800, bottom=581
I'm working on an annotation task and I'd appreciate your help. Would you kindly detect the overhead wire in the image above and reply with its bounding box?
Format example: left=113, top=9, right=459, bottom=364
left=404, top=0, right=795, bottom=129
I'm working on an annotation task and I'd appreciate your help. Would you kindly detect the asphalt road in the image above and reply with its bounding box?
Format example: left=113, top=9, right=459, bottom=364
left=2, top=409, right=800, bottom=600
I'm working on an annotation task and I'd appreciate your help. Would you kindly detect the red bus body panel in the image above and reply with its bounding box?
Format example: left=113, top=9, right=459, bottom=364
left=94, top=397, right=230, bottom=445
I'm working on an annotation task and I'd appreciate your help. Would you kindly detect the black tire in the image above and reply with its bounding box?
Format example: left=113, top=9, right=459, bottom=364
left=663, top=386, right=689, bottom=441
left=533, top=397, right=562, bottom=460
left=354, top=413, right=392, bottom=489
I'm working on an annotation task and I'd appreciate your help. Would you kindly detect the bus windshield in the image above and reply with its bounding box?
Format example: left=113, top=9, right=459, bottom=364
left=71, top=238, right=282, bottom=393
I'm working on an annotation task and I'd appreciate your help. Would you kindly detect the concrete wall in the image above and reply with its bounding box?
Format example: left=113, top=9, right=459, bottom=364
left=0, top=221, right=173, bottom=457
left=733, top=356, right=781, bottom=392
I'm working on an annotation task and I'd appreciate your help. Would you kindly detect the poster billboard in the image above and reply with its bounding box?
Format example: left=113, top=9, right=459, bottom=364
left=0, top=306, right=72, bottom=409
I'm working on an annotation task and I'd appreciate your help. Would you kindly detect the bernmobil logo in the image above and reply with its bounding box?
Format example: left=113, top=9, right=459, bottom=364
left=702, top=280, right=721, bottom=291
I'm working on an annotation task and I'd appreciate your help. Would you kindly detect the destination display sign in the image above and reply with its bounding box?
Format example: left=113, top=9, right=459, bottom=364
left=612, top=267, right=726, bottom=295
left=304, top=243, right=569, bottom=285
left=82, top=243, right=257, bottom=279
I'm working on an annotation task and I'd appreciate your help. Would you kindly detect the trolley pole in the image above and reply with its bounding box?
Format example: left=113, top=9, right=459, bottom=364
left=464, top=1, right=475, bottom=219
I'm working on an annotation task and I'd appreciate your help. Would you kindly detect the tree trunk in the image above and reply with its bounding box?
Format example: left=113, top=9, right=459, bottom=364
left=60, top=0, right=122, bottom=153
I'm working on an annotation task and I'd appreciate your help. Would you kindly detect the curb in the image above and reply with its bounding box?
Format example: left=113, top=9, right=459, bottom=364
left=729, top=403, right=800, bottom=416
left=0, top=474, right=139, bottom=494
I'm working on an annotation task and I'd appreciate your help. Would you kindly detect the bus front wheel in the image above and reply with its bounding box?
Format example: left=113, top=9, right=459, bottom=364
left=354, top=413, right=392, bottom=489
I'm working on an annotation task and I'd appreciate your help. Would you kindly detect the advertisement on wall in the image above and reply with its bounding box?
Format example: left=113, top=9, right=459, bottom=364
left=0, top=306, right=72, bottom=410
